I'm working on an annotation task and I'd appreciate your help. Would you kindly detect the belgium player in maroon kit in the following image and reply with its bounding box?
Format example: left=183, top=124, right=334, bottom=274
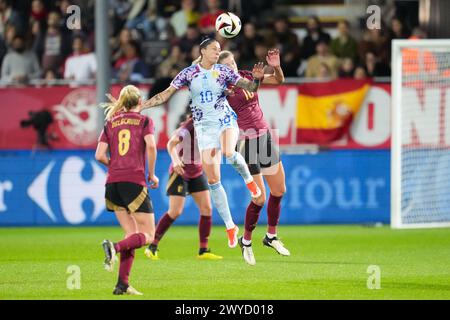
left=144, top=115, right=222, bottom=261
left=96, top=85, right=159, bottom=295
left=218, top=49, right=290, bottom=265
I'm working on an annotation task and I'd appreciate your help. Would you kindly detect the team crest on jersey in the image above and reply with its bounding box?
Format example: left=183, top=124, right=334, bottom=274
left=212, top=70, right=219, bottom=79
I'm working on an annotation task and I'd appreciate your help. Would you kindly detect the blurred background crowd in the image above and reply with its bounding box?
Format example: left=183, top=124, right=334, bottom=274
left=0, top=0, right=424, bottom=86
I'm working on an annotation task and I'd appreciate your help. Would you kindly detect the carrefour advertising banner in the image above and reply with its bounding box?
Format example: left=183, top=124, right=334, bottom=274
left=0, top=81, right=391, bottom=150
left=0, top=150, right=389, bottom=226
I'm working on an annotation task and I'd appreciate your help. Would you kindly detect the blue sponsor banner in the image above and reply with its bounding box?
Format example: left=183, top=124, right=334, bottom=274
left=0, top=150, right=390, bottom=226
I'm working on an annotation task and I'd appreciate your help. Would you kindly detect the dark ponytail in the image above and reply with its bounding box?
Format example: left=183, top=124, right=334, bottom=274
left=193, top=37, right=218, bottom=65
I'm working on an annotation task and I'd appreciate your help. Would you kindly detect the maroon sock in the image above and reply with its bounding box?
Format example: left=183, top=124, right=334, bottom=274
left=118, top=249, right=135, bottom=287
left=199, top=215, right=212, bottom=249
left=244, top=201, right=263, bottom=241
left=114, top=233, right=146, bottom=253
left=267, top=194, right=282, bottom=234
left=152, top=212, right=175, bottom=246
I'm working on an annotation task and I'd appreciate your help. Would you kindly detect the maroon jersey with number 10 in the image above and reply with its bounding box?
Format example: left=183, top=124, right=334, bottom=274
left=226, top=70, right=270, bottom=139
left=99, top=111, right=155, bottom=186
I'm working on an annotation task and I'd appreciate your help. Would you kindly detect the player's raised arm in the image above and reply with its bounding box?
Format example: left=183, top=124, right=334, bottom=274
left=235, top=62, right=265, bottom=92
left=141, top=86, right=177, bottom=110
left=263, top=48, right=285, bottom=85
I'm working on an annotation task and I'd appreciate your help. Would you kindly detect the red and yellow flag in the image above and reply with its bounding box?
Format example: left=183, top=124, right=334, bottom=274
left=296, top=80, right=370, bottom=144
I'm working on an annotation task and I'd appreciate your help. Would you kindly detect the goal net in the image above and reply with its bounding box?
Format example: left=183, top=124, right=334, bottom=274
left=391, top=39, right=450, bottom=228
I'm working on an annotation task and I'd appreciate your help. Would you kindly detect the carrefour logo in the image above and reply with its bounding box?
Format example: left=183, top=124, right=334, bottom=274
left=27, top=156, right=106, bottom=225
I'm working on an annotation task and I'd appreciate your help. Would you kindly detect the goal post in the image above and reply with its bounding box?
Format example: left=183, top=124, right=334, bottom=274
left=391, top=39, right=450, bottom=229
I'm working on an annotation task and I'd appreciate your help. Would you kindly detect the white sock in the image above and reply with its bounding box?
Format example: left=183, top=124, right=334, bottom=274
left=266, top=232, right=277, bottom=239
left=209, top=182, right=235, bottom=229
left=226, top=151, right=252, bottom=183
left=225, top=221, right=235, bottom=230
left=242, top=238, right=252, bottom=246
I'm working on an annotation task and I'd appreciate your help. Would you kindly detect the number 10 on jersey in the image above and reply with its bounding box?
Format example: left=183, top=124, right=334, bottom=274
left=200, top=90, right=213, bottom=103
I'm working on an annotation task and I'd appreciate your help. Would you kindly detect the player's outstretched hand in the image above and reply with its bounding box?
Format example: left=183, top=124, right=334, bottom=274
left=224, top=86, right=236, bottom=96
left=148, top=174, right=159, bottom=189
left=105, top=93, right=126, bottom=112
left=106, top=93, right=117, bottom=103
left=173, top=160, right=185, bottom=176
left=266, top=48, right=281, bottom=68
left=252, top=62, right=265, bottom=80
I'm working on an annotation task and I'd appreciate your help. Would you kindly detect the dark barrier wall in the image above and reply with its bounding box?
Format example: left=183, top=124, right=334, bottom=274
left=0, top=150, right=390, bottom=226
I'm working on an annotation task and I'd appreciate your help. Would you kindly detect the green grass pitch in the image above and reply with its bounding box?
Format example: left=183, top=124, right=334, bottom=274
left=1, top=225, right=450, bottom=300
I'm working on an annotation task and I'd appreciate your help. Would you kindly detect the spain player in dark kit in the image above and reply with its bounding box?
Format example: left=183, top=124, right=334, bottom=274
left=96, top=85, right=159, bottom=295
left=218, top=49, right=290, bottom=265
left=145, top=115, right=222, bottom=261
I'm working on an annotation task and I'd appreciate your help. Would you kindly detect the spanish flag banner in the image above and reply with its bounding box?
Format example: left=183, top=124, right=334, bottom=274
left=296, top=80, right=370, bottom=144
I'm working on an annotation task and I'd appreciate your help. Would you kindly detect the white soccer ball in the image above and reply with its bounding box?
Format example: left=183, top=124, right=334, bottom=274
left=215, top=12, right=241, bottom=39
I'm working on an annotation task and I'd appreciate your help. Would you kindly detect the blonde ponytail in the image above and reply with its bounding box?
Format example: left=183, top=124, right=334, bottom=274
left=101, top=85, right=141, bottom=121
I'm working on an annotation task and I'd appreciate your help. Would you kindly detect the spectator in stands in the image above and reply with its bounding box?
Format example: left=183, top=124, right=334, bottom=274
left=115, top=40, right=149, bottom=83
left=125, top=0, right=150, bottom=31
left=358, top=28, right=390, bottom=65
left=29, top=17, right=45, bottom=50
left=363, top=51, right=390, bottom=77
left=112, top=28, right=133, bottom=69
left=330, top=20, right=358, bottom=62
left=1, top=34, right=41, bottom=84
left=233, top=22, right=263, bottom=70
left=186, top=44, right=200, bottom=65
left=234, top=0, right=274, bottom=25
left=147, top=65, right=179, bottom=103
left=317, top=62, right=334, bottom=80
left=338, top=57, right=355, bottom=78
left=353, top=66, right=367, bottom=80
left=64, top=35, right=97, bottom=82
left=0, top=35, right=6, bottom=64
left=178, top=23, right=201, bottom=56
left=189, top=44, right=200, bottom=63
left=198, top=0, right=224, bottom=36
left=306, top=40, right=339, bottom=79
left=242, top=41, right=269, bottom=70
left=0, top=0, right=22, bottom=38
left=155, top=0, right=179, bottom=18
left=271, top=15, right=301, bottom=77
left=30, top=0, right=48, bottom=23
left=155, top=45, right=187, bottom=78
left=302, top=15, right=331, bottom=60
left=142, top=6, right=169, bottom=40
left=409, top=26, right=427, bottom=40
left=389, top=17, right=410, bottom=40
left=110, top=0, right=132, bottom=34
left=33, top=11, right=72, bottom=75
left=170, top=0, right=200, bottom=38
left=44, top=68, right=60, bottom=81
left=3, top=22, right=16, bottom=48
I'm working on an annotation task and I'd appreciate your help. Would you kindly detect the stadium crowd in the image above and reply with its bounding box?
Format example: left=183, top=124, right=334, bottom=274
left=0, top=0, right=424, bottom=85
